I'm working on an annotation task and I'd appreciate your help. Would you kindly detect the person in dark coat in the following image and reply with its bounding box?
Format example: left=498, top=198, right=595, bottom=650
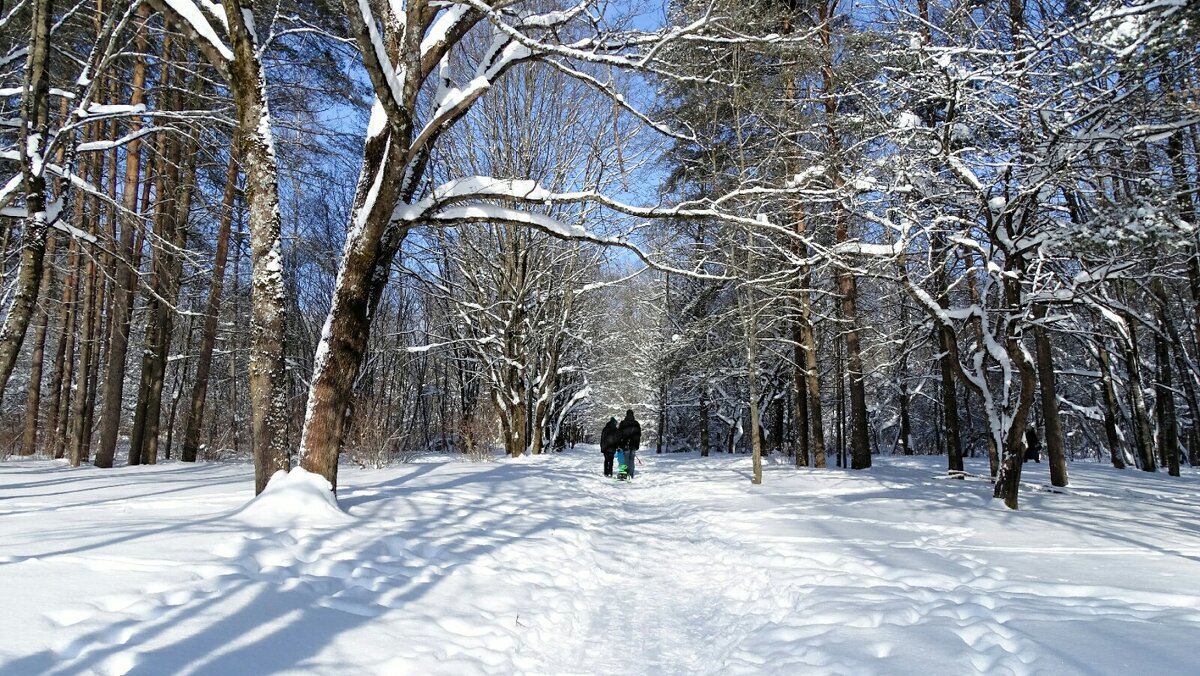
left=618, top=409, right=641, bottom=478
left=600, top=417, right=620, bottom=476
left=1023, top=427, right=1042, bottom=463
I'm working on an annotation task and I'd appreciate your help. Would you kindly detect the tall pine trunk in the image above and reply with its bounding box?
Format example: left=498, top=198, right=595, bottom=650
left=94, top=7, right=151, bottom=468
left=817, top=1, right=870, bottom=470
left=47, top=237, right=80, bottom=458
left=181, top=153, right=238, bottom=463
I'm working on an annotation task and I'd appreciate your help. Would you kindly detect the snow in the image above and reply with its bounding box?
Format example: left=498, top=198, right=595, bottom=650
left=787, top=165, right=826, bottom=188
left=365, top=97, right=386, bottom=139
left=161, top=0, right=234, bottom=62
left=395, top=175, right=554, bottom=221
left=0, top=87, right=73, bottom=99
left=232, top=467, right=350, bottom=528
left=355, top=0, right=406, bottom=111
left=431, top=76, right=491, bottom=120
left=80, top=103, right=148, bottom=117
left=2, top=453, right=1198, bottom=674
left=897, top=111, right=922, bottom=129
left=835, top=241, right=900, bottom=257
left=420, top=3, right=471, bottom=57
left=432, top=204, right=595, bottom=240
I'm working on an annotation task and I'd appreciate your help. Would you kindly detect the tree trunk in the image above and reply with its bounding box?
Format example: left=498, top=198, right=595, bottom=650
left=836, top=335, right=845, bottom=468
left=792, top=332, right=809, bottom=466
left=933, top=233, right=963, bottom=475
left=1161, top=311, right=1200, bottom=470
left=771, top=393, right=783, bottom=456
left=898, top=373, right=912, bottom=456
left=817, top=0, right=870, bottom=470
left=181, top=153, right=238, bottom=463
left=94, top=7, right=151, bottom=468
left=47, top=237, right=80, bottom=458
left=962, top=251, right=999, bottom=476
left=1154, top=300, right=1181, bottom=477
left=128, top=90, right=175, bottom=466
left=142, top=134, right=193, bottom=465
left=298, top=131, right=409, bottom=492
left=798, top=270, right=826, bottom=468
left=130, top=73, right=194, bottom=465
left=68, top=245, right=100, bottom=466
left=699, top=389, right=710, bottom=457
left=1032, top=304, right=1068, bottom=487
left=223, top=0, right=292, bottom=492
left=0, top=0, right=53, bottom=400
left=1122, top=316, right=1157, bottom=471
left=747, top=327, right=763, bottom=485
left=19, top=234, right=58, bottom=455
left=1096, top=342, right=1127, bottom=469
left=992, top=279, right=1037, bottom=509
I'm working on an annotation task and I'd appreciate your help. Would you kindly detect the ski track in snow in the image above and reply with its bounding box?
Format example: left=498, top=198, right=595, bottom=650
left=1, top=450, right=1199, bottom=675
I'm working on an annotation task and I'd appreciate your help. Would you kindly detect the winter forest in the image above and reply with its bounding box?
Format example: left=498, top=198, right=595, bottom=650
left=3, top=0, right=1200, bottom=673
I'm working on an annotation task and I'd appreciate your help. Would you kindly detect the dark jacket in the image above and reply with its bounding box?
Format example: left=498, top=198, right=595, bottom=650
left=1023, top=428, right=1042, bottom=463
left=618, top=411, right=641, bottom=451
left=600, top=418, right=621, bottom=455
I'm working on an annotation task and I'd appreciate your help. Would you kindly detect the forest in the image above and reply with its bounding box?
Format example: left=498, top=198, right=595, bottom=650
left=2, top=0, right=1199, bottom=514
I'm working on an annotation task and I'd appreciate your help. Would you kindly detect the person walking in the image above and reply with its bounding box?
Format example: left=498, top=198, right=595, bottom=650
left=600, top=417, right=620, bottom=477
left=1024, top=427, right=1042, bottom=463
left=618, top=409, right=641, bottom=479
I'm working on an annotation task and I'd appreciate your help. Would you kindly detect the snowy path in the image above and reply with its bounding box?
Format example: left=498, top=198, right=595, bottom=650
left=2, top=449, right=1199, bottom=674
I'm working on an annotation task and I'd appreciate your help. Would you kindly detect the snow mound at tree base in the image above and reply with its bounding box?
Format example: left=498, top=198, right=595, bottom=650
left=232, top=467, right=352, bottom=527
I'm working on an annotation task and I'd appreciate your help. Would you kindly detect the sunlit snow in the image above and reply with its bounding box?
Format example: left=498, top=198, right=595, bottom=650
left=2, top=451, right=1197, bottom=674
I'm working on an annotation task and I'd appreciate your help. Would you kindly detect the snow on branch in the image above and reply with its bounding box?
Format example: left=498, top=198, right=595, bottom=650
left=420, top=3, right=473, bottom=59
left=421, top=202, right=726, bottom=282
left=346, top=0, right=407, bottom=122
left=160, top=0, right=234, bottom=62
left=75, top=126, right=162, bottom=152
left=455, top=0, right=802, bottom=77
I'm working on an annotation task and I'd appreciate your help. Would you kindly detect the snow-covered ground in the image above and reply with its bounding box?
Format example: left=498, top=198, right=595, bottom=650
left=2, top=448, right=1198, bottom=675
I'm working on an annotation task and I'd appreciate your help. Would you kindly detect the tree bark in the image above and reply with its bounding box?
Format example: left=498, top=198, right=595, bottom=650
left=1154, top=295, right=1181, bottom=477
left=181, top=153, right=238, bottom=463
left=1031, top=304, right=1068, bottom=486
left=298, top=132, right=409, bottom=491
left=141, top=133, right=194, bottom=464
left=744, top=288, right=764, bottom=485
left=817, top=0, right=870, bottom=470
left=792, top=332, right=809, bottom=466
left=0, top=0, right=54, bottom=401
left=130, top=69, right=194, bottom=465
left=68, top=236, right=100, bottom=466
left=94, top=6, right=151, bottom=468
left=1096, top=342, right=1127, bottom=469
left=46, top=237, right=80, bottom=458
left=19, top=232, right=58, bottom=455
left=748, top=354, right=763, bottom=485
left=1122, top=315, right=1157, bottom=472
left=222, top=0, right=292, bottom=492
left=992, top=277, right=1037, bottom=509
left=933, top=234, right=963, bottom=475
